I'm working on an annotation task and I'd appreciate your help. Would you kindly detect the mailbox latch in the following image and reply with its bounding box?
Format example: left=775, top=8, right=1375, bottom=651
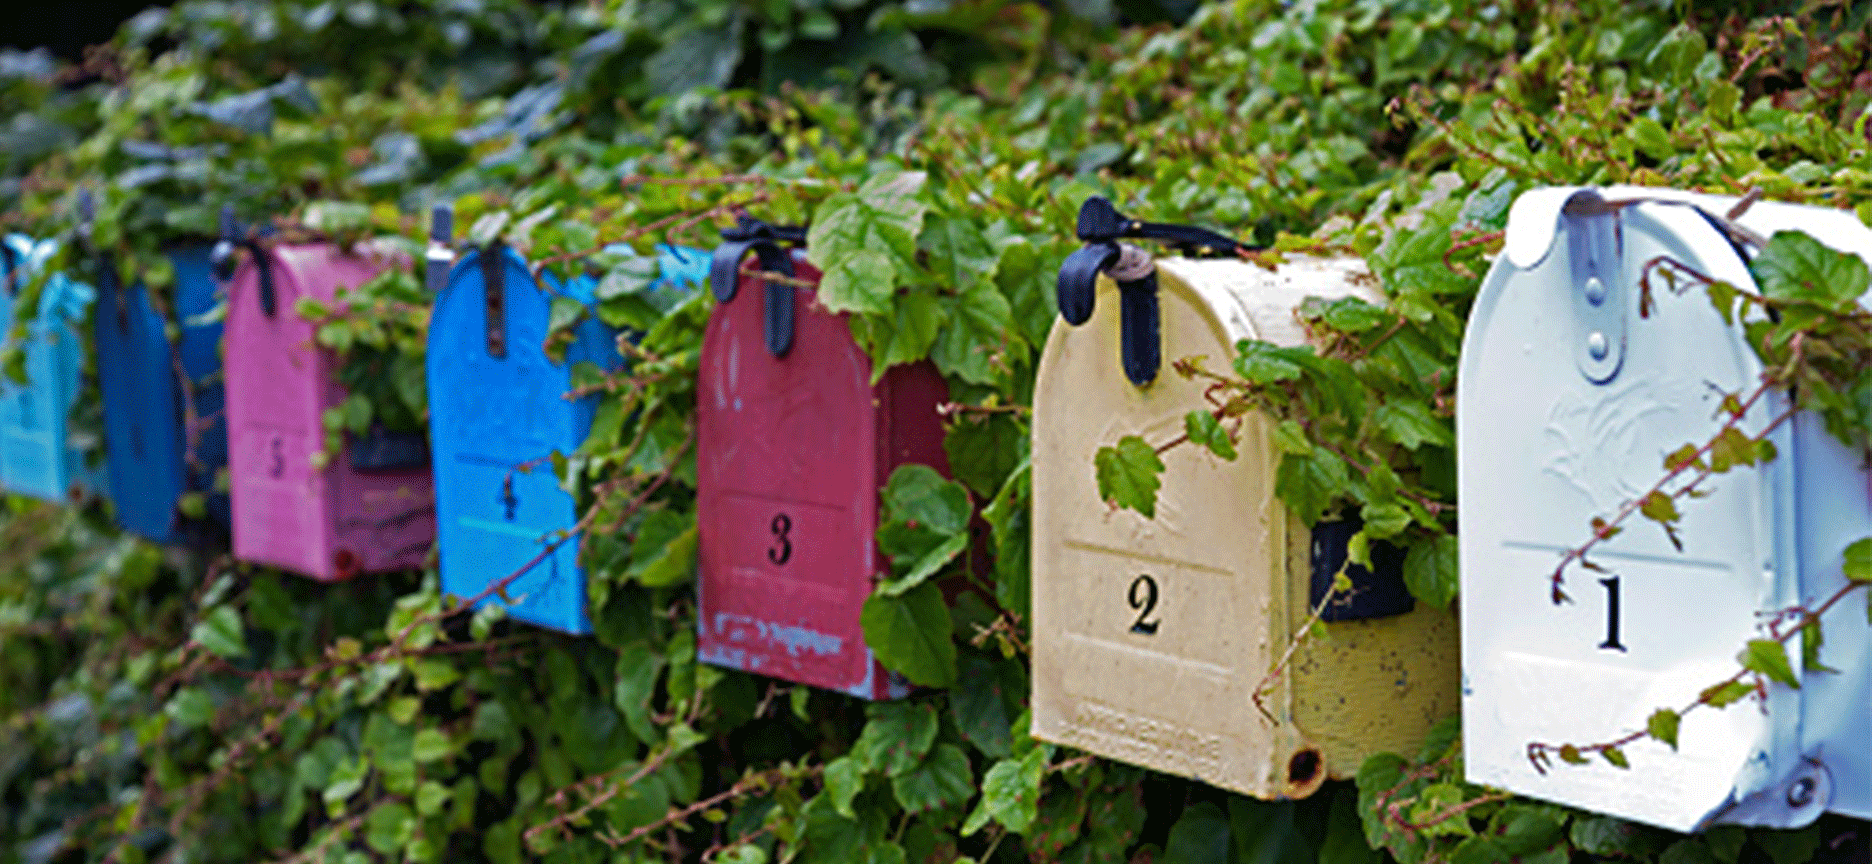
left=482, top=238, right=507, bottom=359
left=711, top=215, right=808, bottom=359
left=1563, top=190, right=1625, bottom=385
left=75, top=191, right=130, bottom=332
left=210, top=205, right=278, bottom=318
left=1057, top=196, right=1253, bottom=387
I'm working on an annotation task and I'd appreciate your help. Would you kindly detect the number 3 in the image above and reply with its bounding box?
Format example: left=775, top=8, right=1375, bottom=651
left=1128, top=574, right=1160, bottom=635
left=767, top=513, right=792, bottom=565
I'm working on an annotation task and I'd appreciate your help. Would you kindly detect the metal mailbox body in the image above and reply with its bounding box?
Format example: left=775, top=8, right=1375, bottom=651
left=1458, top=185, right=1870, bottom=832
left=96, top=246, right=230, bottom=541
left=224, top=243, right=434, bottom=580
left=0, top=234, right=99, bottom=503
left=428, top=245, right=706, bottom=634
left=696, top=250, right=950, bottom=700
left=1031, top=257, right=1461, bottom=799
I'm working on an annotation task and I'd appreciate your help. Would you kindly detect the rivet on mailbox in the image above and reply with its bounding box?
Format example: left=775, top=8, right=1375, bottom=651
left=1459, top=185, right=1870, bottom=832
left=83, top=192, right=230, bottom=543
left=0, top=231, right=100, bottom=504
left=695, top=214, right=951, bottom=699
left=218, top=207, right=435, bottom=580
left=1031, top=197, right=1461, bottom=799
left=428, top=204, right=709, bottom=634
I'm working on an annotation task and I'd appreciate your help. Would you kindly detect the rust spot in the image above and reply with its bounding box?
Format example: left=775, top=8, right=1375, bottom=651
left=333, top=549, right=362, bottom=580
left=1284, top=748, right=1325, bottom=798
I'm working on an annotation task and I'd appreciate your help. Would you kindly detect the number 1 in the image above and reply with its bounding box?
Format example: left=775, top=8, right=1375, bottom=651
left=1598, top=576, right=1626, bottom=652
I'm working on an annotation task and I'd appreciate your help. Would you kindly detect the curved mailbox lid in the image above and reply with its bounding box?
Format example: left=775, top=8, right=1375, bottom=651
left=1458, top=185, right=1870, bottom=831
left=96, top=247, right=229, bottom=542
left=0, top=233, right=99, bottom=503
left=1031, top=255, right=1461, bottom=799
left=695, top=247, right=950, bottom=700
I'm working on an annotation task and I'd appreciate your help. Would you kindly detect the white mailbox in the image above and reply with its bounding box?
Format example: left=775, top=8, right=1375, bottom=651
left=1458, top=185, right=1870, bottom=832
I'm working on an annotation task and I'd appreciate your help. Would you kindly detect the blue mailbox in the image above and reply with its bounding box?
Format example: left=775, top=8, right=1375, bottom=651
left=428, top=212, right=708, bottom=633
left=0, top=234, right=99, bottom=503
left=94, top=246, right=230, bottom=541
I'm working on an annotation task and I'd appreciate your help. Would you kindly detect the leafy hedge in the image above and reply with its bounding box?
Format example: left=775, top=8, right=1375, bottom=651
left=0, top=0, right=1867, bottom=863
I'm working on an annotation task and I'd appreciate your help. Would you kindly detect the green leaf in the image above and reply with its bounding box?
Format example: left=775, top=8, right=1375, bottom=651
left=412, top=728, right=451, bottom=763
left=1403, top=534, right=1459, bottom=608
left=1374, top=401, right=1452, bottom=450
left=1843, top=536, right=1871, bottom=583
left=1275, top=448, right=1350, bottom=525
left=1162, top=802, right=1232, bottom=864
left=950, top=653, right=1013, bottom=758
left=636, top=524, right=697, bottom=588
left=1601, top=746, right=1630, bottom=769
left=1799, top=621, right=1837, bottom=674
left=1185, top=411, right=1238, bottom=461
left=808, top=172, right=929, bottom=316
left=1094, top=435, right=1164, bottom=518
left=164, top=686, right=216, bottom=729
left=943, top=413, right=1024, bottom=498
left=890, top=743, right=973, bottom=814
left=365, top=801, right=415, bottom=855
left=860, top=582, right=956, bottom=688
left=1701, top=680, right=1754, bottom=707
left=855, top=701, right=940, bottom=776
left=1360, top=502, right=1411, bottom=540
left=1627, top=116, right=1673, bottom=161
left=1272, top=420, right=1313, bottom=456
left=822, top=755, right=865, bottom=819
left=1234, top=340, right=1308, bottom=384
left=962, top=746, right=1046, bottom=836
left=1647, top=708, right=1680, bottom=750
left=190, top=605, right=248, bottom=659
left=1751, top=231, right=1871, bottom=306
left=1739, top=638, right=1799, bottom=688
left=877, top=531, right=966, bottom=597
left=852, top=289, right=944, bottom=379
left=1639, top=491, right=1680, bottom=524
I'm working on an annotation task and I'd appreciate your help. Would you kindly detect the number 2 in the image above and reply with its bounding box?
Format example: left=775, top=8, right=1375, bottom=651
left=1128, top=574, right=1160, bottom=635
left=767, top=513, right=792, bottom=565
left=1598, top=576, right=1626, bottom=652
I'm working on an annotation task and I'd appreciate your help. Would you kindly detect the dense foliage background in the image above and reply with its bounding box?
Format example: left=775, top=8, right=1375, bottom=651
left=0, top=0, right=1868, bottom=862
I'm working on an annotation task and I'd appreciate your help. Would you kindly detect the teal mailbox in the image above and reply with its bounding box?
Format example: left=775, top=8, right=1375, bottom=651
left=428, top=206, right=707, bottom=633
left=0, top=233, right=99, bottom=503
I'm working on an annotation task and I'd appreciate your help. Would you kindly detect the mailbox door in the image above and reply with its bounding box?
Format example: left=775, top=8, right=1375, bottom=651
left=696, top=253, right=945, bottom=700
left=1459, top=188, right=1825, bottom=831
left=431, top=247, right=593, bottom=634
left=226, top=245, right=335, bottom=576
left=98, top=247, right=226, bottom=542
left=0, top=235, right=94, bottom=503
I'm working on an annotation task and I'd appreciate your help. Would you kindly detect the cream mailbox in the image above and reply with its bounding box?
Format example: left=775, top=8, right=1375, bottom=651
left=1031, top=198, right=1460, bottom=799
left=1459, top=186, right=1870, bottom=831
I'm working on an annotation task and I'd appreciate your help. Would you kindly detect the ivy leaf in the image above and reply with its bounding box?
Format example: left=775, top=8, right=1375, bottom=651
left=930, top=280, right=1014, bottom=386
left=1094, top=435, right=1164, bottom=518
left=1601, top=746, right=1630, bottom=769
left=1738, top=638, right=1799, bottom=688
left=1751, top=231, right=1871, bottom=306
left=1799, top=621, right=1837, bottom=674
left=809, top=172, right=929, bottom=316
left=190, top=605, right=248, bottom=659
left=1162, top=802, right=1232, bottom=864
left=950, top=653, right=1013, bottom=758
left=890, top=743, right=973, bottom=814
left=1700, top=680, right=1754, bottom=707
left=1374, top=401, right=1452, bottom=450
left=1647, top=708, right=1680, bottom=750
left=860, top=582, right=956, bottom=688
left=877, top=533, right=967, bottom=597
left=962, top=746, right=1046, bottom=836
left=1184, top=411, right=1237, bottom=461
left=856, top=701, right=940, bottom=776
left=1843, top=536, right=1871, bottom=584
left=823, top=755, right=865, bottom=819
left=1234, top=340, right=1308, bottom=384
left=1276, top=448, right=1350, bottom=526
left=1638, top=491, right=1680, bottom=524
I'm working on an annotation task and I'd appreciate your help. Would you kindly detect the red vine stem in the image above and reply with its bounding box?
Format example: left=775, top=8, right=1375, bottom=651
left=1527, top=576, right=1867, bottom=772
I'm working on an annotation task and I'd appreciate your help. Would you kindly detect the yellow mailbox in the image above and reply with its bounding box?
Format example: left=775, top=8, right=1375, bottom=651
left=1030, top=198, right=1460, bottom=799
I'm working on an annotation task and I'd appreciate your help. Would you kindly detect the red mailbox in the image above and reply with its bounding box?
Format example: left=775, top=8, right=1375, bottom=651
left=696, top=219, right=950, bottom=699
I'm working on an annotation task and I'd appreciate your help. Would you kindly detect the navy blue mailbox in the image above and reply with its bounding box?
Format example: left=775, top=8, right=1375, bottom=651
left=93, top=241, right=230, bottom=542
left=428, top=207, right=708, bottom=633
left=0, top=234, right=99, bottom=503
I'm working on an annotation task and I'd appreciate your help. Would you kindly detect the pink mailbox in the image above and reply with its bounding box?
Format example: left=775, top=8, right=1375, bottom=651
left=696, top=217, right=951, bottom=699
left=218, top=214, right=434, bottom=580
